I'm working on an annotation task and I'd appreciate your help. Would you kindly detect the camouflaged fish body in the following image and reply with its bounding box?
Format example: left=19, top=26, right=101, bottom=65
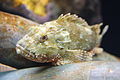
left=16, top=14, right=106, bottom=65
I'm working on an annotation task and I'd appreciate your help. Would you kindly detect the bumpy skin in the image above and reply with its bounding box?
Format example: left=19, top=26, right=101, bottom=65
left=16, top=14, right=103, bottom=65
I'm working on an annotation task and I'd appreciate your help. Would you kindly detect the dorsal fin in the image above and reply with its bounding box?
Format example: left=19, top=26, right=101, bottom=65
left=57, top=13, right=88, bottom=26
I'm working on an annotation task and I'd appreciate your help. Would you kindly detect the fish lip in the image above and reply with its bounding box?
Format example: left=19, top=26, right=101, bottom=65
left=16, top=44, right=36, bottom=59
left=16, top=44, right=40, bottom=62
left=16, top=44, right=30, bottom=54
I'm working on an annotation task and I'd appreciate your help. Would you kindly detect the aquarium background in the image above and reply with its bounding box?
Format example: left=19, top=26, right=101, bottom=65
left=101, top=0, right=120, bottom=57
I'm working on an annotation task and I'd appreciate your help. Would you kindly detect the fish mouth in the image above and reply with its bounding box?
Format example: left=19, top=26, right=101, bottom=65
left=16, top=44, right=35, bottom=58
left=16, top=44, right=61, bottom=63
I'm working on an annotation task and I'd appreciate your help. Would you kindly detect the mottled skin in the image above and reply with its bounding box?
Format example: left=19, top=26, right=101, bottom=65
left=16, top=14, right=107, bottom=65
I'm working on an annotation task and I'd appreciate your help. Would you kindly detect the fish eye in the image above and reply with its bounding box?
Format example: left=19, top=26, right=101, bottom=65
left=39, top=35, right=48, bottom=43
